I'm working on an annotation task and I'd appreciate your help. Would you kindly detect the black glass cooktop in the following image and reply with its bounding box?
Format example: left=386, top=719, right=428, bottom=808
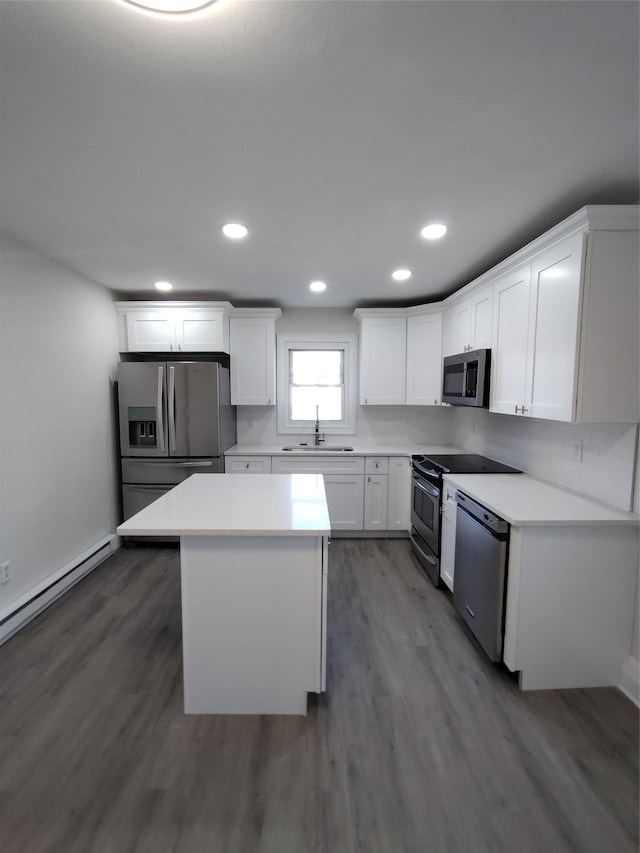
left=416, top=453, right=521, bottom=475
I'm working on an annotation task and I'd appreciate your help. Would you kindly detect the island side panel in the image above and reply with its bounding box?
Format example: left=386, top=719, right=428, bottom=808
left=504, top=525, right=638, bottom=690
left=180, top=535, right=325, bottom=715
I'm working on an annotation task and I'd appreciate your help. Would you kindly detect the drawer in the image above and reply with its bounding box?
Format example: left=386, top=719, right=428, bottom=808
left=271, top=455, right=365, bottom=475
left=365, top=456, right=388, bottom=475
left=225, top=456, right=272, bottom=474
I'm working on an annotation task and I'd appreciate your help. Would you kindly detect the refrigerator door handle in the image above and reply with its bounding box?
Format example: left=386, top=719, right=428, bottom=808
left=156, top=366, right=166, bottom=453
left=168, top=366, right=177, bottom=453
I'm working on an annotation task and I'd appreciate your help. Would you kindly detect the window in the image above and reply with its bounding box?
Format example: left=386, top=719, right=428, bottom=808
left=277, top=334, right=357, bottom=434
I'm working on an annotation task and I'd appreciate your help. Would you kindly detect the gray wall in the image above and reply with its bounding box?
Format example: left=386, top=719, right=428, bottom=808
left=0, top=233, right=120, bottom=615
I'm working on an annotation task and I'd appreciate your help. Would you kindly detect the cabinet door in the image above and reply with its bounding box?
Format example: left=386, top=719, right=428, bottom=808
left=322, top=474, right=365, bottom=530
left=387, top=457, right=411, bottom=531
left=444, top=301, right=471, bottom=355
left=177, top=310, right=228, bottom=353
left=490, top=265, right=532, bottom=415
left=359, top=317, right=406, bottom=405
left=469, top=286, right=493, bottom=350
left=406, top=313, right=443, bottom=405
left=229, top=317, right=276, bottom=405
left=364, top=475, right=388, bottom=530
left=126, top=312, right=176, bottom=352
left=525, top=234, right=584, bottom=421
left=440, top=502, right=457, bottom=592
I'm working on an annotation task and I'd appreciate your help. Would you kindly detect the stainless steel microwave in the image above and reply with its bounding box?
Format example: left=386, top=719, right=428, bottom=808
left=442, top=348, right=491, bottom=407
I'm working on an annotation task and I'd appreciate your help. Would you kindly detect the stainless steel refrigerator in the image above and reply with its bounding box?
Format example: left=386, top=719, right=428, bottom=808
left=117, top=361, right=236, bottom=521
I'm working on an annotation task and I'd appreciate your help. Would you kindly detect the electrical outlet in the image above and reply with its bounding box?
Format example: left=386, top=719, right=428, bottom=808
left=1, top=561, right=10, bottom=584
left=573, top=440, right=583, bottom=462
left=248, top=417, right=256, bottom=429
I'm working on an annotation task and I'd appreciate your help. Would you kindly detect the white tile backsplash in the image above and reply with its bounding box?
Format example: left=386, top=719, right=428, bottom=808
left=452, top=408, right=638, bottom=511
left=236, top=399, right=638, bottom=511
left=236, top=404, right=454, bottom=448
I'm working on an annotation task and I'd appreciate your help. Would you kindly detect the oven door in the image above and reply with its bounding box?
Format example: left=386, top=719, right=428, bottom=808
left=411, top=473, right=440, bottom=554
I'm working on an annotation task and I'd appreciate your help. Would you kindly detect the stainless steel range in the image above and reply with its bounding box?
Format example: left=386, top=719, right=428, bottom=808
left=410, top=453, right=521, bottom=586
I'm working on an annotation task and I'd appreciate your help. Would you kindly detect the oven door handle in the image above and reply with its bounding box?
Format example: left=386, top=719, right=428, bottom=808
left=412, top=475, right=439, bottom=498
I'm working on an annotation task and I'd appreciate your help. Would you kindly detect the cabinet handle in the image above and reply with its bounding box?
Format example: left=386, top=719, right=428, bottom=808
left=515, top=405, right=520, bottom=414
left=246, top=462, right=249, bottom=469
left=521, top=406, right=529, bottom=414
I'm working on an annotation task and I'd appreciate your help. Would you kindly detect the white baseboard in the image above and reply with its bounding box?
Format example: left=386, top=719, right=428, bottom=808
left=0, top=534, right=120, bottom=646
left=619, top=655, right=640, bottom=707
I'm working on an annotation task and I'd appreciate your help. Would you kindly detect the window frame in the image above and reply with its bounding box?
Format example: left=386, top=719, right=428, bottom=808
left=276, top=333, right=358, bottom=435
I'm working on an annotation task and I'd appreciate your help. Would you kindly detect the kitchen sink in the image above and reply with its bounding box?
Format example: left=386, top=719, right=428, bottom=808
left=281, top=446, right=354, bottom=452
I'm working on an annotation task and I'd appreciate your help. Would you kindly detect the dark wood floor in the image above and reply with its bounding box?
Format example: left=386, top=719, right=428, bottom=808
left=0, top=539, right=637, bottom=853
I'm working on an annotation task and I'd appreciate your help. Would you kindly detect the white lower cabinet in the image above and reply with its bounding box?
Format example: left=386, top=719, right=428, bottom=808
left=386, top=457, right=411, bottom=531
left=364, top=475, right=388, bottom=530
left=271, top=455, right=365, bottom=532
left=323, top=474, right=365, bottom=530
left=440, top=498, right=457, bottom=591
left=267, top=454, right=412, bottom=533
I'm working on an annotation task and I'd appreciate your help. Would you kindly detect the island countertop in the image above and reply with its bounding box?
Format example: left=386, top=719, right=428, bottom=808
left=116, top=473, right=331, bottom=537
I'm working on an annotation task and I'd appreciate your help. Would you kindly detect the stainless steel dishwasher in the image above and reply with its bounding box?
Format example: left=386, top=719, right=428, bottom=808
left=453, top=490, right=510, bottom=662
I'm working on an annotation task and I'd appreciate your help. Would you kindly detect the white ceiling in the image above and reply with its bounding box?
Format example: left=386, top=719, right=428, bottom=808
left=1, top=0, right=638, bottom=309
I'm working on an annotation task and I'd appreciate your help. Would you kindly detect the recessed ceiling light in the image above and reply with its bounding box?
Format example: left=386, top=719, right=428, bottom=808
left=392, top=269, right=412, bottom=282
left=421, top=223, right=447, bottom=240
left=309, top=281, right=327, bottom=293
left=154, top=281, right=173, bottom=291
left=116, top=0, right=218, bottom=17
left=222, top=223, right=248, bottom=240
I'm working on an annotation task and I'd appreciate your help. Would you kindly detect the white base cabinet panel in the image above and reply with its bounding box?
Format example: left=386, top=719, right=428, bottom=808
left=364, top=475, right=388, bottom=530
left=323, top=474, right=365, bottom=530
left=180, top=535, right=327, bottom=715
left=386, top=457, right=411, bottom=531
left=503, top=525, right=638, bottom=690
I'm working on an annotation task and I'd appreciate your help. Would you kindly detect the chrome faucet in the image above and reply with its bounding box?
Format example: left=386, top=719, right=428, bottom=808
left=314, top=405, right=325, bottom=446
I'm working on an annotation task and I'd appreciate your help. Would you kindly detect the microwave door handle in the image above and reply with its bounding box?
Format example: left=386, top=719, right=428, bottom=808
left=156, top=366, right=166, bottom=453
left=168, top=366, right=177, bottom=453
left=462, top=362, right=468, bottom=398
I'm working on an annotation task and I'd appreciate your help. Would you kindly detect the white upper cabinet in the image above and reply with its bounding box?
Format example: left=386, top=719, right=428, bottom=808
left=405, top=311, right=443, bottom=406
left=490, top=207, right=639, bottom=423
left=229, top=310, right=281, bottom=406
left=491, top=264, right=532, bottom=415
left=443, top=285, right=493, bottom=356
left=354, top=311, right=407, bottom=405
left=116, top=302, right=232, bottom=353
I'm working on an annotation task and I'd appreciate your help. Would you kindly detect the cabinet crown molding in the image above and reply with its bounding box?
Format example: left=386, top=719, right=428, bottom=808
left=114, top=300, right=234, bottom=314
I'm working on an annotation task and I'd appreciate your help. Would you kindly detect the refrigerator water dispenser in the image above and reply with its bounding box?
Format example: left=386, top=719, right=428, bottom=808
left=128, top=407, right=157, bottom=448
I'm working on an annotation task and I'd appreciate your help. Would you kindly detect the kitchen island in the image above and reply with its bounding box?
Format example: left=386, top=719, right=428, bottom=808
left=117, top=473, right=331, bottom=715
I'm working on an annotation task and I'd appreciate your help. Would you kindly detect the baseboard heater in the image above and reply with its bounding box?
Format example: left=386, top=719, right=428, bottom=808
left=0, top=537, right=116, bottom=647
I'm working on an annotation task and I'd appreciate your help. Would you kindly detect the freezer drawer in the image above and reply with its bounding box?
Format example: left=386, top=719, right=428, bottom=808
left=121, top=457, right=222, bottom=485
left=122, top=484, right=172, bottom=521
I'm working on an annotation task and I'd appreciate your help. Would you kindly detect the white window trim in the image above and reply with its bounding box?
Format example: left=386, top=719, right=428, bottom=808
left=276, top=333, right=358, bottom=435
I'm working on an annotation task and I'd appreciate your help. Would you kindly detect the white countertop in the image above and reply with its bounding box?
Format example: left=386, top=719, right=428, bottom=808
left=444, top=473, right=639, bottom=527
left=225, top=443, right=462, bottom=457
left=116, top=474, right=331, bottom=537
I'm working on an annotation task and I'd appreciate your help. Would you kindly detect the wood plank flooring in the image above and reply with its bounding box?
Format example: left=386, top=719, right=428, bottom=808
left=0, top=538, right=637, bottom=853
